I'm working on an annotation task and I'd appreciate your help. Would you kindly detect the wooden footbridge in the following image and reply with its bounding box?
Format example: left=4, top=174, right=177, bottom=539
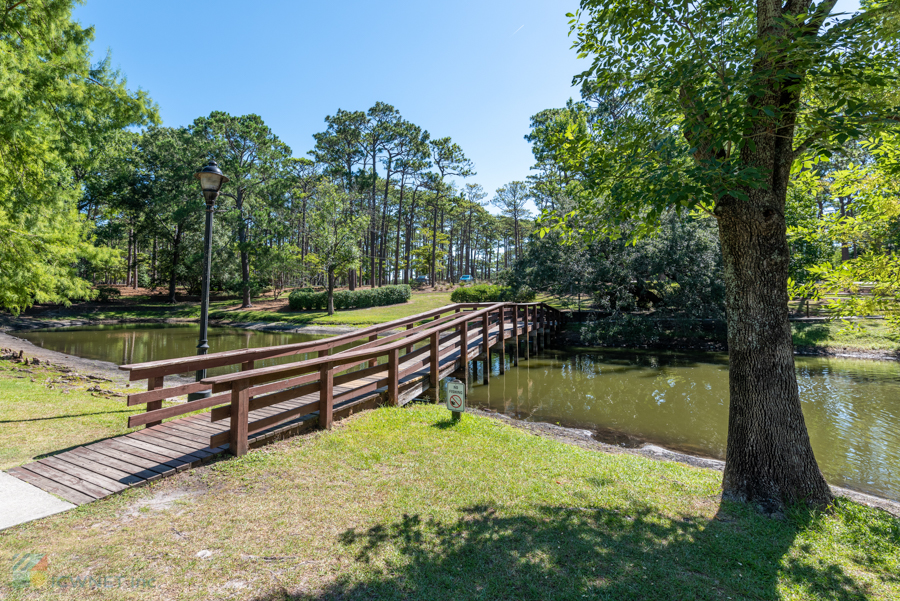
left=8, top=302, right=563, bottom=506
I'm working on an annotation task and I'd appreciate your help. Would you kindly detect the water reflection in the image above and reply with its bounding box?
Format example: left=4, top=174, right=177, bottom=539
left=16, top=324, right=361, bottom=377
left=464, top=348, right=900, bottom=501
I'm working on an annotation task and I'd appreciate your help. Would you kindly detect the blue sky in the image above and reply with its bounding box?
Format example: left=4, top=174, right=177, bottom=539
left=74, top=0, right=861, bottom=207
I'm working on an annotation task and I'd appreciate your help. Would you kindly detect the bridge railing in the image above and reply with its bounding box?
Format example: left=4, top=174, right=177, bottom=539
left=118, top=302, right=490, bottom=429
left=119, top=301, right=564, bottom=455
left=202, top=302, right=563, bottom=456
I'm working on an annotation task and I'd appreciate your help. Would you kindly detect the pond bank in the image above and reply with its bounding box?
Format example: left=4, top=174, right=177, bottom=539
left=3, top=326, right=898, bottom=514
left=5, top=312, right=898, bottom=361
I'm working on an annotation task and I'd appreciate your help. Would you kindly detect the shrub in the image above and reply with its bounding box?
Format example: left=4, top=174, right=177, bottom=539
left=94, top=285, right=121, bottom=303
left=450, top=284, right=535, bottom=304
left=288, top=284, right=411, bottom=311
left=288, top=289, right=327, bottom=310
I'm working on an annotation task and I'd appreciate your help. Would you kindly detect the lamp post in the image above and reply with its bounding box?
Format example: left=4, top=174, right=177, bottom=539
left=187, top=160, right=229, bottom=401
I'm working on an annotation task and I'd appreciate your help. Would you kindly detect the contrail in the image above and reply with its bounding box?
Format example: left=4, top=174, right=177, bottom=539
left=512, top=24, right=524, bottom=36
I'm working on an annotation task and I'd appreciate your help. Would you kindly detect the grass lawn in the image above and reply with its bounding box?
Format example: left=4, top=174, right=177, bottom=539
left=208, top=291, right=455, bottom=327
left=0, top=362, right=156, bottom=470
left=791, top=319, right=900, bottom=352
left=1, top=404, right=897, bottom=600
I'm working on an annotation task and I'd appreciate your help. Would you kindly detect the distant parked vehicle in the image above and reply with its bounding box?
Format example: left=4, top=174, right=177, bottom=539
left=459, top=275, right=474, bottom=283
left=414, top=275, right=430, bottom=284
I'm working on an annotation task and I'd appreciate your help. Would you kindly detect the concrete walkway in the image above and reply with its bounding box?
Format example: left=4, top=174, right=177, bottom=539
left=0, top=471, right=75, bottom=531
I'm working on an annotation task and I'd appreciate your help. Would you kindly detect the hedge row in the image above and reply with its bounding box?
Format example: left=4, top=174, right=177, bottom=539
left=288, top=284, right=411, bottom=311
left=450, top=284, right=535, bottom=304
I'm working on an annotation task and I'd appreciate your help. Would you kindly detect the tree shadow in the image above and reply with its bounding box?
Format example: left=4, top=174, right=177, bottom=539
left=248, top=496, right=882, bottom=601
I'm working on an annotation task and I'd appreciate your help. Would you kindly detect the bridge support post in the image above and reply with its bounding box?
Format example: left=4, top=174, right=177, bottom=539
left=460, top=318, right=469, bottom=389
left=482, top=313, right=490, bottom=385
left=229, top=379, right=250, bottom=456
left=513, top=306, right=519, bottom=367
left=146, top=376, right=164, bottom=429
left=319, top=364, right=333, bottom=430
left=367, top=335, right=377, bottom=368
left=525, top=306, right=531, bottom=361
left=388, top=347, right=400, bottom=406
left=498, top=306, right=506, bottom=375
left=430, top=331, right=440, bottom=403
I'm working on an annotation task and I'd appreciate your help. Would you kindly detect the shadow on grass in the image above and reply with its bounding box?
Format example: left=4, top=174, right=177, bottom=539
left=251, top=501, right=881, bottom=601
left=0, top=408, right=134, bottom=423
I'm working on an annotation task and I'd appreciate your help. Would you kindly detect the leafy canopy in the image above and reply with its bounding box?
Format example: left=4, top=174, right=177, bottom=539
left=542, top=0, right=900, bottom=238
left=0, top=0, right=156, bottom=313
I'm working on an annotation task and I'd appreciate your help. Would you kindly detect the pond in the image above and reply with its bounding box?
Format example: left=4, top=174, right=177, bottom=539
left=16, top=323, right=360, bottom=377
left=16, top=324, right=900, bottom=501
left=463, top=348, right=900, bottom=502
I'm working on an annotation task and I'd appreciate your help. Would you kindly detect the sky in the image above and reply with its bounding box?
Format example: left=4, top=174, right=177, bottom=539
left=74, top=0, right=862, bottom=207
left=73, top=0, right=584, bottom=204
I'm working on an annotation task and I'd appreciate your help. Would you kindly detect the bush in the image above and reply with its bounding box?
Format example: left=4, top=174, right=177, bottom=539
left=288, top=284, right=411, bottom=311
left=288, top=289, right=327, bottom=310
left=94, top=285, right=121, bottom=303
left=450, top=284, right=535, bottom=304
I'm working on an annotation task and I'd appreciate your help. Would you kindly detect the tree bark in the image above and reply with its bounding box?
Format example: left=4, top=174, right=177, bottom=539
left=327, top=267, right=335, bottom=316
left=716, top=194, right=832, bottom=511
left=168, top=226, right=182, bottom=304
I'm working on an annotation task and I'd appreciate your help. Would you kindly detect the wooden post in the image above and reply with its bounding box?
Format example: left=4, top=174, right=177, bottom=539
left=513, top=306, right=519, bottom=367
left=319, top=363, right=333, bottom=430
left=539, top=307, right=545, bottom=350
left=145, top=376, right=165, bottom=428
left=242, top=360, right=254, bottom=372
left=388, top=347, right=400, bottom=406
left=430, top=331, right=440, bottom=402
left=367, top=335, right=377, bottom=368
left=499, top=306, right=506, bottom=374
left=525, top=306, right=531, bottom=361
left=405, top=324, right=414, bottom=355
left=482, top=312, right=490, bottom=385
left=229, top=379, right=250, bottom=456
left=460, top=317, right=469, bottom=389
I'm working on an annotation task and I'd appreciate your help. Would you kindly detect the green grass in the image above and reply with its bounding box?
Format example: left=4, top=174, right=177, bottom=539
left=792, top=319, right=900, bottom=352
left=209, top=292, right=454, bottom=327
left=43, top=292, right=456, bottom=329
left=1, top=404, right=897, bottom=600
left=0, top=362, right=142, bottom=469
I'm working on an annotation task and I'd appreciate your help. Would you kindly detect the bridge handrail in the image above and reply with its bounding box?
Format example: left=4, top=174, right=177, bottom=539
left=202, top=302, right=565, bottom=454
left=120, top=301, right=564, bottom=433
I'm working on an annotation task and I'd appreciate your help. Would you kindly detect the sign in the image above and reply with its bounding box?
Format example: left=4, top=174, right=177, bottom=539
left=446, top=380, right=466, bottom=412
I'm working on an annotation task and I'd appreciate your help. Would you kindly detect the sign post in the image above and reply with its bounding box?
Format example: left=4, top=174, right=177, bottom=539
left=446, top=378, right=466, bottom=422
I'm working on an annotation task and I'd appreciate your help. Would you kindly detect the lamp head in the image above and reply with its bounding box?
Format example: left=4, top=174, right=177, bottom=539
left=194, top=160, right=229, bottom=204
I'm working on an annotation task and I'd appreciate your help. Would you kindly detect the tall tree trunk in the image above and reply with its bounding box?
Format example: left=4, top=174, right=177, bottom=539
left=327, top=267, right=335, bottom=316
left=126, top=229, right=133, bottom=287
left=430, top=205, right=438, bottom=285
left=716, top=193, right=832, bottom=510
left=237, top=191, right=252, bottom=308
left=133, top=241, right=139, bottom=289
left=168, top=226, right=182, bottom=304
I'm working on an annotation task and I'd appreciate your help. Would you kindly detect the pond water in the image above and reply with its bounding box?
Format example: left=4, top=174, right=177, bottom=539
left=16, top=324, right=360, bottom=377
left=16, top=324, right=900, bottom=501
left=462, top=348, right=900, bottom=501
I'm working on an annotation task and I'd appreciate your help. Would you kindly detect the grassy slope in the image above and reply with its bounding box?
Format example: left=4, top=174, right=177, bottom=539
left=209, top=292, right=455, bottom=327
left=1, top=405, right=896, bottom=600
left=45, top=292, right=456, bottom=329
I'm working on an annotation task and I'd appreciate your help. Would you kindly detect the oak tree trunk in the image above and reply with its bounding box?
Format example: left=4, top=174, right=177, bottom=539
left=716, top=192, right=832, bottom=511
